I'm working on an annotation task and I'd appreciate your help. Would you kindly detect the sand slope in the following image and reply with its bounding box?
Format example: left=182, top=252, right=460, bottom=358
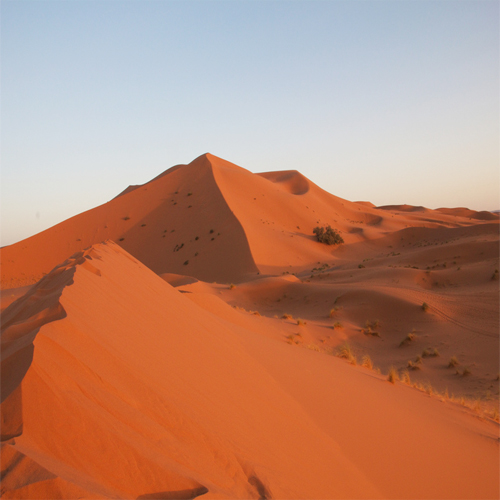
left=1, top=241, right=498, bottom=499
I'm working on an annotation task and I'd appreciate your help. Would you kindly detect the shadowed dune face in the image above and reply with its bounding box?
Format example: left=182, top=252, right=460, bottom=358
left=258, top=170, right=310, bottom=195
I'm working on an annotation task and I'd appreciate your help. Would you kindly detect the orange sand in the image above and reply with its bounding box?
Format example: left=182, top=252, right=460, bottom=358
left=1, top=154, right=498, bottom=499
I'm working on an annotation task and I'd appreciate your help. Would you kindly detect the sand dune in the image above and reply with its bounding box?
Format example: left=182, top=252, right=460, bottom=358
left=2, top=153, right=492, bottom=287
left=1, top=154, right=498, bottom=499
left=1, top=241, right=498, bottom=498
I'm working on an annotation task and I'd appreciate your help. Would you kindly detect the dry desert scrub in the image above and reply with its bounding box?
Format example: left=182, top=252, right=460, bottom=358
left=336, top=343, right=356, bottom=365
left=400, top=370, right=411, bottom=385
left=421, top=302, right=429, bottom=312
left=361, top=355, right=373, bottom=370
left=447, top=356, right=459, bottom=368
left=313, top=225, right=344, bottom=245
left=329, top=307, right=340, bottom=318
left=296, top=318, right=306, bottom=326
left=387, top=366, right=399, bottom=384
left=399, top=332, right=415, bottom=347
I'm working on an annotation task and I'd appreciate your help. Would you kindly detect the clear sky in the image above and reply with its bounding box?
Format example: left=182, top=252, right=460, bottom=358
left=1, top=0, right=498, bottom=246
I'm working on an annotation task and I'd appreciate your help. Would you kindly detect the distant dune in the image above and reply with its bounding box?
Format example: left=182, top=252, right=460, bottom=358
left=2, top=153, right=497, bottom=287
left=1, top=154, right=498, bottom=499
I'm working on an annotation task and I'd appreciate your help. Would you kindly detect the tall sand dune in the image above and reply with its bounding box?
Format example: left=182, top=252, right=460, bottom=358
left=2, top=153, right=492, bottom=287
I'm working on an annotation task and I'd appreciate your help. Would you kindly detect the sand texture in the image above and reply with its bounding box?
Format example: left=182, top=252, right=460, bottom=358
left=1, top=154, right=498, bottom=499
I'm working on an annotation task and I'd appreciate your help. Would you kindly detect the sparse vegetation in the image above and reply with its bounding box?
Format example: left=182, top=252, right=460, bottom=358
left=329, top=307, right=339, bottom=318
left=123, top=216, right=131, bottom=221
left=229, top=283, right=235, bottom=290
left=448, top=356, right=459, bottom=368
left=313, top=225, right=344, bottom=245
left=337, top=343, right=356, bottom=365
left=421, top=302, right=429, bottom=312
left=400, top=370, right=411, bottom=385
left=407, top=359, right=421, bottom=370
left=361, top=355, right=373, bottom=370
left=387, top=366, right=399, bottom=384
left=358, top=264, right=365, bottom=269
left=333, top=321, right=343, bottom=329
left=282, top=313, right=293, bottom=320
left=362, top=320, right=381, bottom=337
left=462, top=367, right=471, bottom=377
left=183, top=260, right=189, bottom=265
left=297, top=318, right=306, bottom=326
left=400, top=332, right=415, bottom=347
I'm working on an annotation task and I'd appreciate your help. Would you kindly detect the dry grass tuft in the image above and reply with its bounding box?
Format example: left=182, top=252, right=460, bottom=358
left=229, top=283, right=236, bottom=290
left=297, top=318, right=307, bottom=326
left=329, top=307, right=340, bottom=318
left=399, top=333, right=415, bottom=347
left=407, top=360, right=421, bottom=370
left=333, top=321, right=343, bottom=329
left=361, top=355, right=373, bottom=370
left=387, top=366, right=399, bottom=384
left=400, top=370, right=411, bottom=385
left=305, top=344, right=321, bottom=352
left=421, top=302, right=429, bottom=312
left=448, top=356, right=459, bottom=368
left=337, top=343, right=356, bottom=365
left=462, top=366, right=471, bottom=376
left=282, top=313, right=293, bottom=320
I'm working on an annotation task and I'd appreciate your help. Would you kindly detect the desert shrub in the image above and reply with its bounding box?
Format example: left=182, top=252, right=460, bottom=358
left=282, top=313, right=293, bottom=320
left=297, top=318, right=306, bottom=326
left=333, top=321, right=343, bottom=329
left=313, top=225, right=344, bottom=245
left=183, top=260, right=189, bottom=265
left=358, top=264, right=365, bottom=269
left=421, top=302, right=429, bottom=312
left=462, top=367, right=471, bottom=376
left=229, top=283, right=235, bottom=290
left=407, top=360, right=421, bottom=370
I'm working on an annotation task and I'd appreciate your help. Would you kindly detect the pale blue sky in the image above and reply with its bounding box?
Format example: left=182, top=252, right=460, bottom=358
left=1, top=0, right=498, bottom=246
